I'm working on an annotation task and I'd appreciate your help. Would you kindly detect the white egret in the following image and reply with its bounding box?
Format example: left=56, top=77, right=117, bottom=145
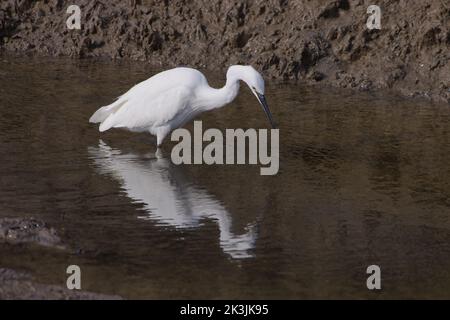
left=89, top=65, right=276, bottom=147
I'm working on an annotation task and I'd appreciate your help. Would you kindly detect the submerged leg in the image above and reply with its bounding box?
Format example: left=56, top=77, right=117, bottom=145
left=155, top=126, right=170, bottom=148
left=155, top=147, right=163, bottom=159
left=156, top=133, right=163, bottom=159
left=155, top=130, right=167, bottom=159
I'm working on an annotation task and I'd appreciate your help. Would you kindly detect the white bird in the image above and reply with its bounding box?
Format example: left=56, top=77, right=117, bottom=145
left=89, top=65, right=276, bottom=147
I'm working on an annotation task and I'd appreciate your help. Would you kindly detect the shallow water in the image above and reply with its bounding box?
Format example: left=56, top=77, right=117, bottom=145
left=1, top=55, right=450, bottom=299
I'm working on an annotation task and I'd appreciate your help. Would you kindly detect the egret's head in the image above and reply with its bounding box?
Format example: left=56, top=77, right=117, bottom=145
left=227, top=65, right=276, bottom=128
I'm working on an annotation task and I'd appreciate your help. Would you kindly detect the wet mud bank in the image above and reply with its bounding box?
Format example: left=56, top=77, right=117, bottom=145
left=0, top=0, right=448, bottom=103
left=0, top=267, right=121, bottom=299
left=0, top=218, right=121, bottom=299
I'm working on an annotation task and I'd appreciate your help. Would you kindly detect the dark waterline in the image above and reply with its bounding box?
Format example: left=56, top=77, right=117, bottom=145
left=1, top=56, right=450, bottom=299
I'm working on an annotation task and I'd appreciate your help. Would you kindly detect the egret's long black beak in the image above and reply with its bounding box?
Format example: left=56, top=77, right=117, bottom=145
left=256, top=92, right=276, bottom=129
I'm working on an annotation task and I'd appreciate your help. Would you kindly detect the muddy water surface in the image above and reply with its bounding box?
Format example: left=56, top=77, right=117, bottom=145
left=1, top=56, right=450, bottom=299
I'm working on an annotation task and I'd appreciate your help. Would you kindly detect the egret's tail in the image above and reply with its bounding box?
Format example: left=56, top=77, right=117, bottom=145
left=89, top=98, right=126, bottom=131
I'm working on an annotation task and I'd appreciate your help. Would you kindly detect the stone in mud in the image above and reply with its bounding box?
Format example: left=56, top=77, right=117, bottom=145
left=0, top=217, right=63, bottom=249
left=308, top=70, right=325, bottom=81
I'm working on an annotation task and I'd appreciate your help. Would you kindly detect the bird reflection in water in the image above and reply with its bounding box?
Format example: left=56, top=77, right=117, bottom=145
left=88, top=140, right=257, bottom=259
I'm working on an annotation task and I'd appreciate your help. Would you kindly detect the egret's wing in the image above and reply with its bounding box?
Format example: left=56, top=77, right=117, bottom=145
left=99, top=84, right=193, bottom=132
left=89, top=97, right=127, bottom=124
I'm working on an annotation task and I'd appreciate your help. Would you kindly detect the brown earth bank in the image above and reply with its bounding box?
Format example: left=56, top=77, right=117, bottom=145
left=0, top=268, right=122, bottom=299
left=0, top=217, right=122, bottom=299
left=0, top=1, right=449, bottom=101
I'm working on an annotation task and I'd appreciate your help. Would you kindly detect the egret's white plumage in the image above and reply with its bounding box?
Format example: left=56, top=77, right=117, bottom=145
left=89, top=65, right=275, bottom=146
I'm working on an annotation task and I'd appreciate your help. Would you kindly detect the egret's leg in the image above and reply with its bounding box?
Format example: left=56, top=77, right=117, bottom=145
left=155, top=147, right=163, bottom=159
left=155, top=126, right=170, bottom=148
left=155, top=132, right=163, bottom=159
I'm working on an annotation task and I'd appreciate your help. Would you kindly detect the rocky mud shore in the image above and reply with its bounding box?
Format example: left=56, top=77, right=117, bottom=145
left=0, top=267, right=121, bottom=299
left=0, top=218, right=121, bottom=299
left=0, top=0, right=449, bottom=102
left=0, top=217, right=64, bottom=248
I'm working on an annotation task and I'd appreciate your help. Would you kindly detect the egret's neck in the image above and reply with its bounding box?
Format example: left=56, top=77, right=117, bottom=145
left=200, top=77, right=240, bottom=111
